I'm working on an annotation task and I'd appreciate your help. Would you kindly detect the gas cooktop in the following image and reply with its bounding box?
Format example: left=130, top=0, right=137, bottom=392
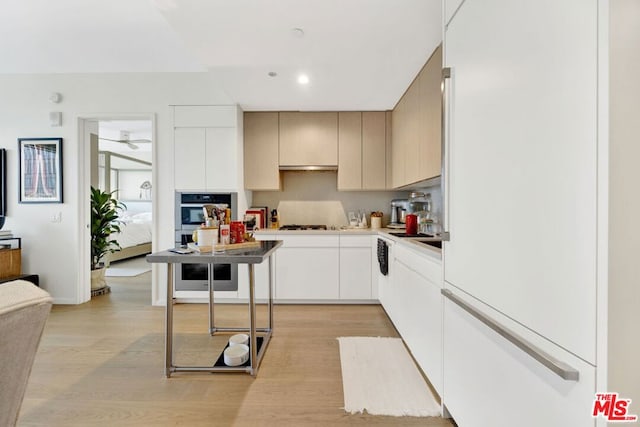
left=279, top=224, right=328, bottom=230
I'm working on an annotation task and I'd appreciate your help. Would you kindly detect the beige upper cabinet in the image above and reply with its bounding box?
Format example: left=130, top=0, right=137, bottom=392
left=338, top=111, right=388, bottom=191
left=418, top=45, right=442, bottom=180
left=391, top=96, right=406, bottom=188
left=362, top=112, right=387, bottom=190
left=279, top=112, right=338, bottom=167
left=338, top=112, right=362, bottom=190
left=385, top=111, right=393, bottom=189
left=244, top=112, right=280, bottom=190
left=243, top=110, right=387, bottom=191
left=390, top=44, right=443, bottom=188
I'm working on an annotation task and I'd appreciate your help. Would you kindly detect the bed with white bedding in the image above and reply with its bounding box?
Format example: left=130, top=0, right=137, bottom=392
left=106, top=211, right=153, bottom=263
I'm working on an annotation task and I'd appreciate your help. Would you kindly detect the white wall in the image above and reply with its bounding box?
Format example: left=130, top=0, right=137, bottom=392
left=116, top=170, right=152, bottom=201
left=0, top=72, right=233, bottom=303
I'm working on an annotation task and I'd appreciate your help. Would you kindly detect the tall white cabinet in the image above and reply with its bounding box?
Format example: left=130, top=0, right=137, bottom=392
left=173, top=105, right=240, bottom=191
left=442, top=0, right=603, bottom=425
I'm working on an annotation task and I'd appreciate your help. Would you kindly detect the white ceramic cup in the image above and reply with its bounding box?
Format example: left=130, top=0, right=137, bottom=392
left=224, top=344, right=249, bottom=366
left=228, top=333, right=249, bottom=347
left=197, top=228, right=218, bottom=248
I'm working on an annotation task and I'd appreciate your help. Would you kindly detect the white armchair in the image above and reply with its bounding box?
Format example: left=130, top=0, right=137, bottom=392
left=0, top=280, right=52, bottom=427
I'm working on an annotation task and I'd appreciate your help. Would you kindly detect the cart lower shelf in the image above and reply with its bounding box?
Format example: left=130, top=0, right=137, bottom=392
left=214, top=336, right=264, bottom=368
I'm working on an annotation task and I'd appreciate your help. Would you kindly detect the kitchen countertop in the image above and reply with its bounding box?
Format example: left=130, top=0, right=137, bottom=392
left=378, top=230, right=442, bottom=259
left=255, top=227, right=380, bottom=235
left=254, top=228, right=442, bottom=258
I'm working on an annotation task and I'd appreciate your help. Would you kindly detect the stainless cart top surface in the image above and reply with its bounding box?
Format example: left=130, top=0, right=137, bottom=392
left=146, top=240, right=282, bottom=264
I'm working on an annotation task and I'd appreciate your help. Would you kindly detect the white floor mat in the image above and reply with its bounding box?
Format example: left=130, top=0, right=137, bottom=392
left=337, top=336, right=440, bottom=417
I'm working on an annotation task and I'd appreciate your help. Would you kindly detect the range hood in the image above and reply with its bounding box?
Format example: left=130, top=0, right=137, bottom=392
left=279, top=165, right=338, bottom=171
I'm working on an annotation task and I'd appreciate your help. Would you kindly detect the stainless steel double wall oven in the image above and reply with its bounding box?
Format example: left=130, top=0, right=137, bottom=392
left=174, top=191, right=238, bottom=291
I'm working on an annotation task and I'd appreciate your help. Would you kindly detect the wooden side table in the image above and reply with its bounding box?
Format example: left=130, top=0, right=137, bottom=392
left=0, top=237, right=21, bottom=280
left=0, top=237, right=39, bottom=287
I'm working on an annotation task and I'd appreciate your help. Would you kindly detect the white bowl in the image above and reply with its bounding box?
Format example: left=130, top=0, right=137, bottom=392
left=224, top=344, right=249, bottom=366
left=228, top=333, right=249, bottom=347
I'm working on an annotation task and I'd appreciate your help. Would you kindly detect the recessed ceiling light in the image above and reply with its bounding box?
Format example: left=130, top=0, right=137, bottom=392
left=268, top=71, right=277, bottom=77
left=291, top=28, right=305, bottom=38
left=297, top=74, right=309, bottom=85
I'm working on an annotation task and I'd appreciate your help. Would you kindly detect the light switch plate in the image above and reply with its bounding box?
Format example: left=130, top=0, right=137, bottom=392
left=49, top=111, right=62, bottom=127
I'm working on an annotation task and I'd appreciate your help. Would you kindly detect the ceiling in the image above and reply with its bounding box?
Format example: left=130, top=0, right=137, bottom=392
left=98, top=120, right=152, bottom=167
left=0, top=0, right=442, bottom=111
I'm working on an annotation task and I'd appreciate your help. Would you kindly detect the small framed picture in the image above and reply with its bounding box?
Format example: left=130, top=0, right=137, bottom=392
left=18, top=137, right=63, bottom=203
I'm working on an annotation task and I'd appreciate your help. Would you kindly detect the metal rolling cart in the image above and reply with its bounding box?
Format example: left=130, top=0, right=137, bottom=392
left=146, top=240, right=282, bottom=377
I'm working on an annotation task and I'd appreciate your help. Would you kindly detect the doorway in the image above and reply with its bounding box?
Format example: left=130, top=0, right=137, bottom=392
left=77, top=114, right=157, bottom=304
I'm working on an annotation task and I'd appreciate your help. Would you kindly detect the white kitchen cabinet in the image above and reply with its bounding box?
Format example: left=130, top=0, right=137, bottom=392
left=174, top=126, right=237, bottom=191
left=173, top=105, right=239, bottom=191
left=174, top=128, right=206, bottom=190
left=275, top=235, right=339, bottom=300
left=237, top=233, right=278, bottom=301
left=173, top=105, right=237, bottom=128
left=392, top=244, right=443, bottom=397
left=377, top=236, right=444, bottom=396
left=370, top=235, right=381, bottom=300
left=205, top=127, right=237, bottom=190
left=339, top=235, right=372, bottom=300
left=443, top=289, right=596, bottom=427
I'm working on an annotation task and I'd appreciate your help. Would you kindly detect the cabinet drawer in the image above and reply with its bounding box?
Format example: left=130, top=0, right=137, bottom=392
left=339, top=235, right=372, bottom=247
left=395, top=243, right=442, bottom=286
left=443, top=291, right=596, bottom=427
left=279, top=235, right=339, bottom=248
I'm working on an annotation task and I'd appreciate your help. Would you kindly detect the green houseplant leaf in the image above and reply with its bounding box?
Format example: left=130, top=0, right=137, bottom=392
left=90, top=186, right=126, bottom=270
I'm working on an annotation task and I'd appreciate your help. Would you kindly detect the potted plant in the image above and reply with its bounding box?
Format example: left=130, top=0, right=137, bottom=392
left=90, top=186, right=125, bottom=291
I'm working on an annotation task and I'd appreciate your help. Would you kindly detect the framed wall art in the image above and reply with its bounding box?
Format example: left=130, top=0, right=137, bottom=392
left=18, top=137, right=63, bottom=203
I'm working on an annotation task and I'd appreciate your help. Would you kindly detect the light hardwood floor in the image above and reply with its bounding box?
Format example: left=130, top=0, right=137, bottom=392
left=19, top=261, right=454, bottom=427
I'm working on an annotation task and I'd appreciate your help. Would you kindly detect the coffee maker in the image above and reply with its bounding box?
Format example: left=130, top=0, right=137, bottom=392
left=389, top=199, right=408, bottom=228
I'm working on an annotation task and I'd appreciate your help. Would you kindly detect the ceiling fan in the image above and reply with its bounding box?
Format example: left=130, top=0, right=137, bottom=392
left=99, top=131, right=150, bottom=150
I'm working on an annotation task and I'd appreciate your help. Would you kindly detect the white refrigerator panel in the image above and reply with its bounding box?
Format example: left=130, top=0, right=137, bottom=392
left=443, top=293, right=596, bottom=427
left=443, top=0, right=598, bottom=362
